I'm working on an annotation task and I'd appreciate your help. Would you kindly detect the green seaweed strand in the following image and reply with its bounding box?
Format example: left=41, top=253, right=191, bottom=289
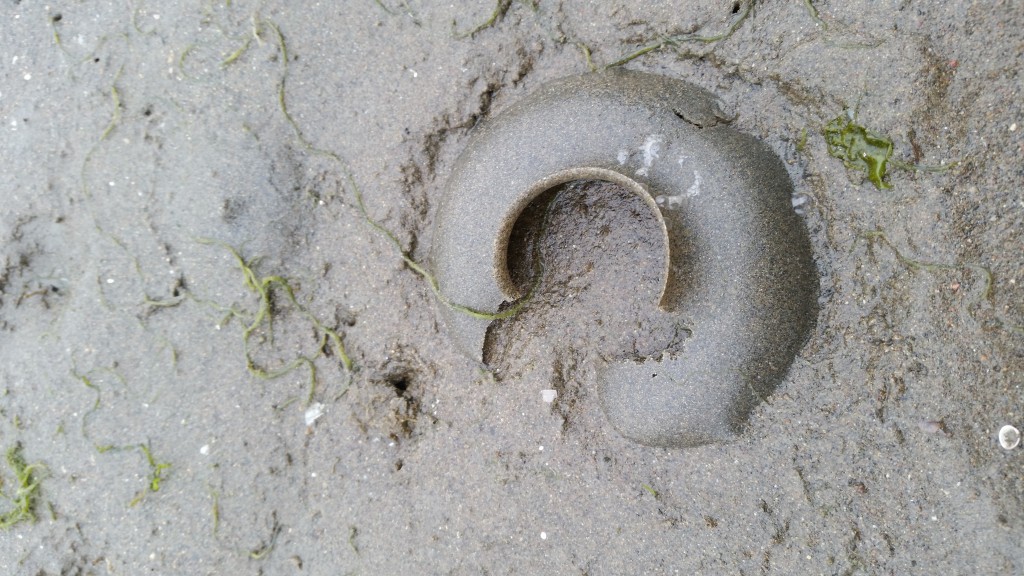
left=860, top=230, right=992, bottom=301
left=349, top=176, right=533, bottom=321
left=0, top=444, right=45, bottom=529
left=198, top=239, right=353, bottom=403
left=606, top=1, right=752, bottom=68
left=454, top=0, right=513, bottom=39
left=139, top=442, right=170, bottom=493
left=263, top=16, right=528, bottom=323
left=129, top=442, right=171, bottom=507
left=802, top=0, right=826, bottom=28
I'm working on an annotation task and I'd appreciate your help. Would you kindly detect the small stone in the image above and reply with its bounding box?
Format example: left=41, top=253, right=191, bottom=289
left=305, top=403, right=325, bottom=427
left=998, top=425, right=1020, bottom=450
left=541, top=389, right=557, bottom=403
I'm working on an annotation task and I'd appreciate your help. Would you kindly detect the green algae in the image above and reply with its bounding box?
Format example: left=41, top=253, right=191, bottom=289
left=796, top=127, right=808, bottom=153
left=823, top=114, right=894, bottom=189
left=0, top=444, right=45, bottom=529
left=606, top=1, right=751, bottom=68
left=373, top=0, right=421, bottom=26
left=350, top=176, right=533, bottom=322
left=801, top=0, right=884, bottom=49
left=79, top=441, right=172, bottom=508
left=802, top=0, right=826, bottom=28
left=220, top=36, right=253, bottom=66
left=454, top=0, right=513, bottom=39
left=250, top=518, right=282, bottom=560
left=73, top=366, right=131, bottom=450
left=79, top=66, right=124, bottom=202
left=820, top=112, right=959, bottom=189
left=129, top=442, right=171, bottom=507
left=579, top=42, right=597, bottom=72
left=210, top=490, right=221, bottom=536
left=199, top=239, right=353, bottom=404
left=257, top=16, right=526, bottom=323
left=641, top=483, right=659, bottom=499
left=860, top=230, right=993, bottom=302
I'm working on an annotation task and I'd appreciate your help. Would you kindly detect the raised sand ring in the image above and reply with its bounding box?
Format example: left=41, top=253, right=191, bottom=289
left=431, top=70, right=818, bottom=448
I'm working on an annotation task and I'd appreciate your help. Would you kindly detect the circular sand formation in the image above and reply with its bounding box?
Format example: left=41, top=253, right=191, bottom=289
left=431, top=70, right=818, bottom=447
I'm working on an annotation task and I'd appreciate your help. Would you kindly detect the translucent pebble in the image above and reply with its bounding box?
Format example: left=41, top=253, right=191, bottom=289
left=998, top=425, right=1020, bottom=450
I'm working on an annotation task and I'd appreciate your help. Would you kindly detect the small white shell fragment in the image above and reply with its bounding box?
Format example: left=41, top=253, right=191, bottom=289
left=541, top=389, right=557, bottom=403
left=998, top=425, right=1020, bottom=450
left=305, top=402, right=325, bottom=427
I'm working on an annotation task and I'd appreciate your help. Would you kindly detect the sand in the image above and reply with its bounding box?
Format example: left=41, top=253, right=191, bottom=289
left=0, top=1, right=1021, bottom=574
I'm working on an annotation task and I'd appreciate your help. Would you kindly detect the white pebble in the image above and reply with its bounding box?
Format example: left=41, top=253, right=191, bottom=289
left=305, top=402, right=325, bottom=427
left=541, top=389, right=557, bottom=403
left=998, top=425, right=1020, bottom=450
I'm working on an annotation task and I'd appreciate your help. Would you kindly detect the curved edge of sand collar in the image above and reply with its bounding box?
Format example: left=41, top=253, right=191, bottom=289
left=430, top=69, right=818, bottom=448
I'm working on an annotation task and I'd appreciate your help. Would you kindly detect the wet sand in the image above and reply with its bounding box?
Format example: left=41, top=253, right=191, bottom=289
left=0, top=1, right=1021, bottom=573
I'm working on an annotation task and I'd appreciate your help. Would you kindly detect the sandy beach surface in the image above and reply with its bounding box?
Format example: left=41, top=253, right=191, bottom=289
left=1, top=1, right=1021, bottom=574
